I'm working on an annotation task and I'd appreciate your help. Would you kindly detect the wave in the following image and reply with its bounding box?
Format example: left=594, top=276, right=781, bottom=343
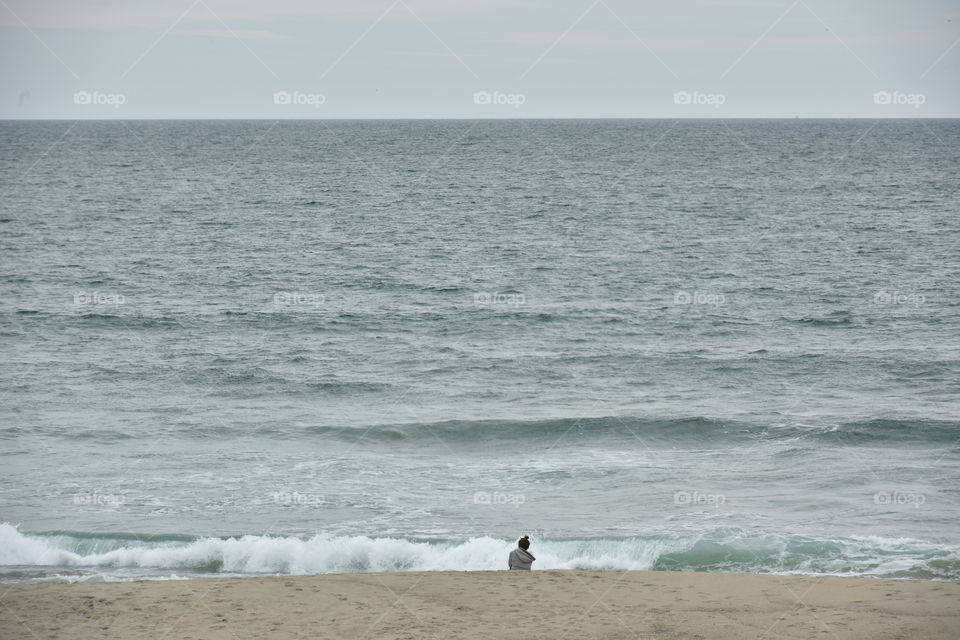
left=304, top=415, right=959, bottom=445
left=370, top=416, right=960, bottom=445
left=25, top=416, right=959, bottom=445
left=1, top=524, right=957, bottom=582
left=792, top=311, right=855, bottom=327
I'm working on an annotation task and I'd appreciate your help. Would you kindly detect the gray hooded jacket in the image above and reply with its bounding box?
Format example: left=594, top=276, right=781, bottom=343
left=508, top=547, right=535, bottom=570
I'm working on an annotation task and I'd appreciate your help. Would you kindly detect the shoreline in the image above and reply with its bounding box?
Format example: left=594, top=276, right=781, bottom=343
left=2, top=570, right=958, bottom=639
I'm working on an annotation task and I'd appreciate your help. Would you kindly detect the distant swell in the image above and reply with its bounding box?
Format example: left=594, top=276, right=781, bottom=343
left=331, top=416, right=960, bottom=445
left=2, top=524, right=957, bottom=582
left=23, top=416, right=959, bottom=445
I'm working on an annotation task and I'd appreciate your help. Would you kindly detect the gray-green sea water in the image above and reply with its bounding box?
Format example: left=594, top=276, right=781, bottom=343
left=1, top=119, right=958, bottom=582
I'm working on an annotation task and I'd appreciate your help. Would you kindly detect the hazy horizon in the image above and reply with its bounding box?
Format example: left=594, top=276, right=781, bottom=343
left=4, top=116, right=960, bottom=121
left=2, top=0, right=958, bottom=119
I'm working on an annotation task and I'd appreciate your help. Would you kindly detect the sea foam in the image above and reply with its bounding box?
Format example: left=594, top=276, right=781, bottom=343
left=3, top=523, right=957, bottom=582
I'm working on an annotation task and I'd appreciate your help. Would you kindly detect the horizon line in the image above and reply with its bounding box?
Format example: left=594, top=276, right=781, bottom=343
left=3, top=116, right=959, bottom=122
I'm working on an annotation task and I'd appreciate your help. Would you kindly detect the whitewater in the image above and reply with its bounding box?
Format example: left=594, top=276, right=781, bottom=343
left=3, top=524, right=958, bottom=583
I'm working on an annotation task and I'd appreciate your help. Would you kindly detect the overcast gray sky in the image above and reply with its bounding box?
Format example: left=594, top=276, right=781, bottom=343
left=2, top=0, right=958, bottom=118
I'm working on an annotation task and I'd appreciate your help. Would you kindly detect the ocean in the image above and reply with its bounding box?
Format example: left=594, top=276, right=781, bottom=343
left=1, top=119, right=958, bottom=583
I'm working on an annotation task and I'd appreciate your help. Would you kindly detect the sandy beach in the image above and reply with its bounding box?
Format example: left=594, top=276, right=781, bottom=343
left=1, top=570, right=957, bottom=639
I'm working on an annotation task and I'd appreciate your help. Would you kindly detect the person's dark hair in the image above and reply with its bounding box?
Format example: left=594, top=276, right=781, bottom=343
left=518, top=535, right=530, bottom=550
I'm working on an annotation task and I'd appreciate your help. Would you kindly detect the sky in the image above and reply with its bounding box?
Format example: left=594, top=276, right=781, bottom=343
left=1, top=0, right=958, bottom=118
